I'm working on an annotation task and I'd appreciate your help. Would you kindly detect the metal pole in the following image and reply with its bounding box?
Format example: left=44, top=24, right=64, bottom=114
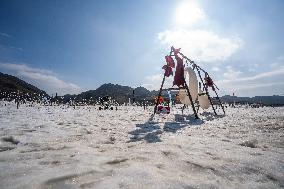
left=171, top=46, right=207, bottom=74
left=154, top=49, right=174, bottom=115
left=183, top=81, right=199, bottom=119
left=196, top=67, right=217, bottom=115
left=213, top=88, right=226, bottom=115
left=154, top=74, right=166, bottom=115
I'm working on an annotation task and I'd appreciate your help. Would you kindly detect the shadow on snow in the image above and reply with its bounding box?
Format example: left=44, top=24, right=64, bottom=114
left=127, top=114, right=208, bottom=143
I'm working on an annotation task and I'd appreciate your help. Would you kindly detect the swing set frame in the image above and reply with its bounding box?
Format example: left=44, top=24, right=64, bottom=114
left=153, top=47, right=225, bottom=118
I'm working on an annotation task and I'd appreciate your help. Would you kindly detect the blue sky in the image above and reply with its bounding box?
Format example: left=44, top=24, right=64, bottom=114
left=0, top=0, right=283, bottom=96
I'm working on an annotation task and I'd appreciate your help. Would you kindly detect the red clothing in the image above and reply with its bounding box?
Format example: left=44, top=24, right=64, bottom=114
left=204, top=76, right=214, bottom=87
left=157, top=105, right=170, bottom=114
left=162, top=65, right=173, bottom=77
left=173, top=55, right=185, bottom=87
left=165, top=55, right=175, bottom=68
left=155, top=96, right=164, bottom=104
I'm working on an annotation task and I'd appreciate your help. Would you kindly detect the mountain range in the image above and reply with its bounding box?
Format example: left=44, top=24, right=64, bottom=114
left=1, top=72, right=284, bottom=106
left=60, top=83, right=160, bottom=104
left=0, top=72, right=48, bottom=100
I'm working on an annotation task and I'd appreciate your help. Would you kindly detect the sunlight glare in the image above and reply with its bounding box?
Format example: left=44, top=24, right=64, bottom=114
left=174, top=0, right=205, bottom=28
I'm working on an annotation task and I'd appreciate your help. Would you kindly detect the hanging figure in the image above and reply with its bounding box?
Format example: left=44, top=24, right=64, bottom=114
left=173, top=53, right=185, bottom=87
left=204, top=74, right=214, bottom=90
left=165, top=55, right=175, bottom=68
left=162, top=65, right=173, bottom=77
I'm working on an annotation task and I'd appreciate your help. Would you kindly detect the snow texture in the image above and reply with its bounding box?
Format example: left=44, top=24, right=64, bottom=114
left=0, top=101, right=283, bottom=189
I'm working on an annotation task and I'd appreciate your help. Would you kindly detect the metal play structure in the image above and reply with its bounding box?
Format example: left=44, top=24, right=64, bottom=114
left=153, top=47, right=225, bottom=119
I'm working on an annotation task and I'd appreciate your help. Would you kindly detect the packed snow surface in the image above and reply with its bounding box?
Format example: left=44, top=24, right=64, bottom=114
left=0, top=101, right=283, bottom=189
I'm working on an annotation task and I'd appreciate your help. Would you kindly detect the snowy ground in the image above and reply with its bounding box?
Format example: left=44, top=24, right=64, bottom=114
left=0, top=101, right=283, bottom=189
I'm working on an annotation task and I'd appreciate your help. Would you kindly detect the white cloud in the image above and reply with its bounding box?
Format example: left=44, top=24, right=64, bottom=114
left=0, top=63, right=82, bottom=95
left=223, top=66, right=242, bottom=80
left=276, top=56, right=284, bottom=61
left=234, top=67, right=284, bottom=82
left=270, top=55, right=284, bottom=68
left=158, top=29, right=242, bottom=62
left=212, top=67, right=220, bottom=72
left=216, top=67, right=284, bottom=96
left=142, top=74, right=174, bottom=91
left=157, top=0, right=242, bottom=62
left=0, top=32, right=11, bottom=38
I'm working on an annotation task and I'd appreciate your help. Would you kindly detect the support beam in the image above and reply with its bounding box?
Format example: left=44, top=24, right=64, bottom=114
left=162, top=87, right=185, bottom=91
left=196, top=67, right=217, bottom=115
left=213, top=88, right=226, bottom=115
left=171, top=46, right=207, bottom=74
left=153, top=74, right=166, bottom=115
left=183, top=81, right=199, bottom=119
left=154, top=49, right=173, bottom=115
